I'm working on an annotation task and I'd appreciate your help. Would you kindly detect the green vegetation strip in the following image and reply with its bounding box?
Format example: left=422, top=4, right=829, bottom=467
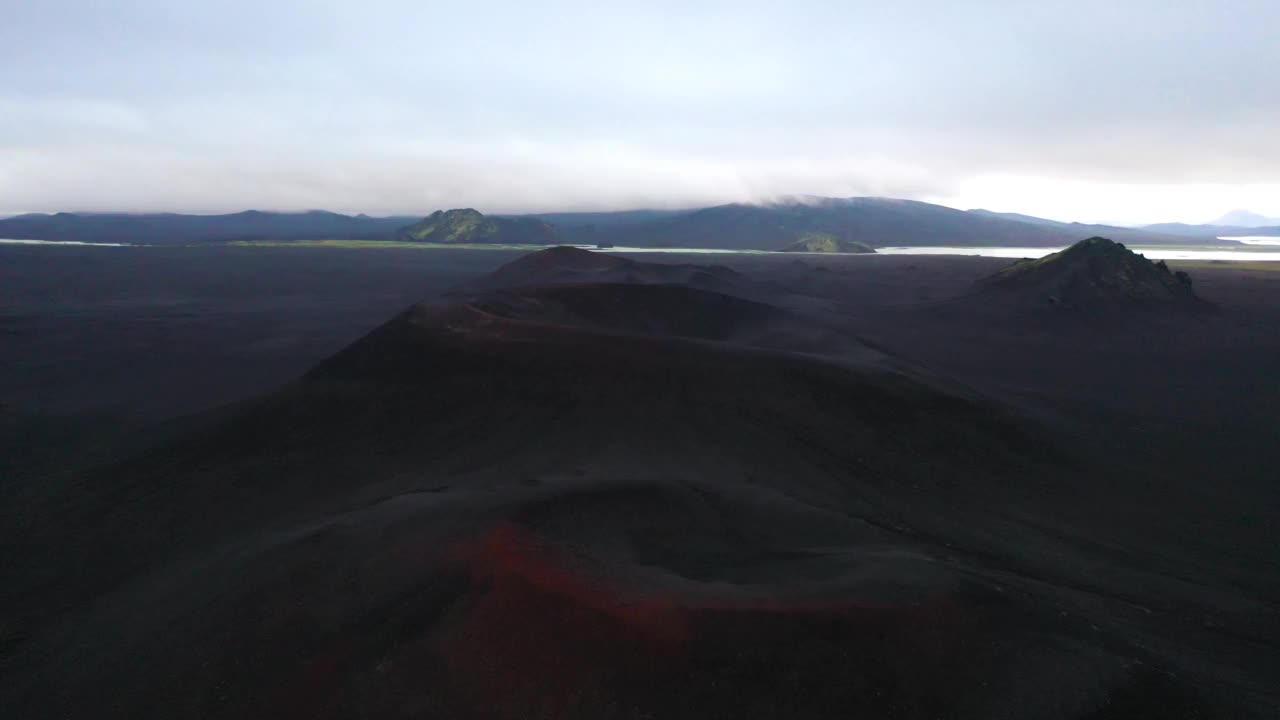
left=226, top=239, right=565, bottom=250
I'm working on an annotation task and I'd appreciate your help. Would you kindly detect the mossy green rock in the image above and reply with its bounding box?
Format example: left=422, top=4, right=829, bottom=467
left=781, top=232, right=876, bottom=254
left=396, top=209, right=559, bottom=245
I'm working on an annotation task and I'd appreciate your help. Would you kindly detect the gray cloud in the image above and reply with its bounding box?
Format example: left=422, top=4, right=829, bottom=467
left=2, top=0, right=1278, bottom=218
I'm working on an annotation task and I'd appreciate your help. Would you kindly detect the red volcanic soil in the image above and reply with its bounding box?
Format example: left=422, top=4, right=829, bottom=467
left=440, top=523, right=688, bottom=718
left=434, top=522, right=1013, bottom=720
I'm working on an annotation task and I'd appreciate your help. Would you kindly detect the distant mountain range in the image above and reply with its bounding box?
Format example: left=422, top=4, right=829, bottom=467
left=0, top=210, right=418, bottom=245
left=966, top=209, right=1069, bottom=227
left=1140, top=222, right=1280, bottom=238
left=0, top=198, right=1262, bottom=249
left=1132, top=209, right=1280, bottom=238
left=537, top=198, right=1210, bottom=249
left=1209, top=210, right=1280, bottom=228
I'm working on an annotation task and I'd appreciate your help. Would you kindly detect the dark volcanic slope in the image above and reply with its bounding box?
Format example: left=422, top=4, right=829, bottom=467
left=4, top=248, right=1272, bottom=719
left=978, top=237, right=1211, bottom=311
left=463, top=282, right=895, bottom=367
left=6, top=287, right=1070, bottom=720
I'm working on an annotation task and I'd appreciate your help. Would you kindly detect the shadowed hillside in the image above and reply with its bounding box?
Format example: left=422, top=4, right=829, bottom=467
left=4, top=247, right=1274, bottom=720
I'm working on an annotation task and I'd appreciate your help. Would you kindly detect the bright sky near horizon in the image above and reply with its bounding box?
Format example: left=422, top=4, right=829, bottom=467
left=3, top=1, right=1278, bottom=224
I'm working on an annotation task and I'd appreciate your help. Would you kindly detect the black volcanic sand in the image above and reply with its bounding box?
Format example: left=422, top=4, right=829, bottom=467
left=3, top=244, right=1279, bottom=719
left=0, top=245, right=526, bottom=483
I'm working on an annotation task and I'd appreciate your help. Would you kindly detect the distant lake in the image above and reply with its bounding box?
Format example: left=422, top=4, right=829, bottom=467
left=602, top=243, right=1280, bottom=262
left=1219, top=236, right=1280, bottom=246
left=0, top=238, right=130, bottom=247
left=875, top=245, right=1280, bottom=261
left=5, top=237, right=1280, bottom=261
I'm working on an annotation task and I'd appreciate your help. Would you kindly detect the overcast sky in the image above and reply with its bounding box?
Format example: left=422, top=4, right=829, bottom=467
left=2, top=0, right=1278, bottom=223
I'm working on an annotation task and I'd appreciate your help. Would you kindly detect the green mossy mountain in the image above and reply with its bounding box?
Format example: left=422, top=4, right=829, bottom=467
left=781, top=233, right=876, bottom=254
left=982, top=237, right=1207, bottom=309
left=395, top=208, right=559, bottom=245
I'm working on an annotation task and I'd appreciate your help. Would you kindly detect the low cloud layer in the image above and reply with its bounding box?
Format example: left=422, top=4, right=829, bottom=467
left=3, top=1, right=1278, bottom=223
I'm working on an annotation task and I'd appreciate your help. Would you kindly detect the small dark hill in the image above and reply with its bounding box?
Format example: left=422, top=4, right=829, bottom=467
left=464, top=282, right=893, bottom=365
left=979, top=237, right=1210, bottom=311
left=460, top=245, right=748, bottom=294
left=469, top=283, right=780, bottom=340
left=394, top=208, right=559, bottom=244
left=781, top=232, right=876, bottom=254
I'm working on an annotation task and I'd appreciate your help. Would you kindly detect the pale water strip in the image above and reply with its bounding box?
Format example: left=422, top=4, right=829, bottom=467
left=5, top=238, right=1280, bottom=261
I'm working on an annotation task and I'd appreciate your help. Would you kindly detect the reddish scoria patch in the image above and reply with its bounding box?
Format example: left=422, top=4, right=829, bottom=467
left=437, top=522, right=978, bottom=718
left=438, top=522, right=690, bottom=717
